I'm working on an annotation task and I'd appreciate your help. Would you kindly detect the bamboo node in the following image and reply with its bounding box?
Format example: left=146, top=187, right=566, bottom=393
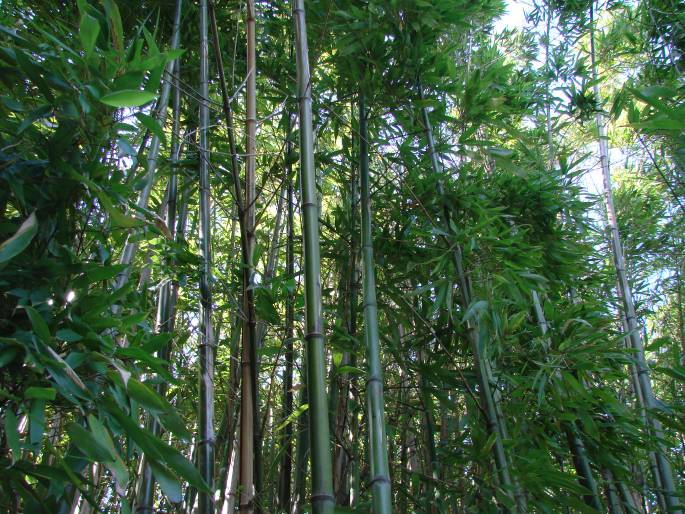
left=369, top=474, right=391, bottom=486
left=310, top=493, right=335, bottom=503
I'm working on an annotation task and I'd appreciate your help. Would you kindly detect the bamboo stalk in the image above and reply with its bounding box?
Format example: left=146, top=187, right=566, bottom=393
left=358, top=91, right=392, bottom=514
left=197, top=0, right=215, bottom=510
left=207, top=2, right=261, bottom=510
left=419, top=93, right=518, bottom=513
left=293, top=1, right=335, bottom=512
left=278, top=126, right=295, bottom=512
left=133, top=57, right=184, bottom=514
left=132, top=2, right=183, bottom=508
left=115, top=0, right=183, bottom=291
left=589, top=3, right=679, bottom=511
left=239, top=1, right=261, bottom=511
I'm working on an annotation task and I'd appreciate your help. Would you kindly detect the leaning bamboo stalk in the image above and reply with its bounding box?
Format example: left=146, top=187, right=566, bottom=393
left=419, top=95, right=519, bottom=513
left=589, top=4, right=679, bottom=511
left=133, top=55, right=184, bottom=514
left=531, top=291, right=604, bottom=510
left=293, top=1, right=335, bottom=512
left=115, top=0, right=183, bottom=290
left=197, top=0, right=216, bottom=510
left=358, top=91, right=392, bottom=513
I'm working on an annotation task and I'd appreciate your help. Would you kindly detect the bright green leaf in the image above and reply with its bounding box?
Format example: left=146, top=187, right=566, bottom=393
left=79, top=14, right=100, bottom=54
left=0, top=212, right=37, bottom=264
left=100, top=90, right=156, bottom=108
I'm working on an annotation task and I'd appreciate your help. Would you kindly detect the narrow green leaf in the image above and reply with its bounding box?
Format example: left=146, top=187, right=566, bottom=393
left=66, top=422, right=115, bottom=462
left=29, top=400, right=45, bottom=448
left=102, top=0, right=123, bottom=52
left=127, top=378, right=167, bottom=413
left=135, top=112, right=166, bottom=144
left=24, top=306, right=51, bottom=342
left=56, top=329, right=83, bottom=342
left=275, top=403, right=309, bottom=432
left=462, top=300, right=488, bottom=323
left=25, top=387, right=57, bottom=401
left=97, top=194, right=143, bottom=228
left=149, top=460, right=182, bottom=504
left=88, top=414, right=129, bottom=491
left=4, top=410, right=20, bottom=463
left=100, top=89, right=156, bottom=108
left=84, top=263, right=128, bottom=282
left=158, top=409, right=191, bottom=442
left=0, top=212, right=37, bottom=264
left=655, top=366, right=685, bottom=383
left=79, top=14, right=100, bottom=54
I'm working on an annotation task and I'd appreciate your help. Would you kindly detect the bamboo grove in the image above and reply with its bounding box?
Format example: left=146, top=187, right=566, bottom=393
left=1, top=0, right=685, bottom=512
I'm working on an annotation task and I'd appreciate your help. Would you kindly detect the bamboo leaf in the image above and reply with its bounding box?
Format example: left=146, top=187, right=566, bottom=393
left=135, top=112, right=166, bottom=144
left=4, top=410, right=20, bottom=463
left=29, top=400, right=46, bottom=448
left=0, top=212, right=37, bottom=264
left=100, top=90, right=157, bottom=108
left=66, top=422, right=115, bottom=462
left=462, top=300, right=488, bottom=323
left=126, top=378, right=167, bottom=413
left=655, top=366, right=685, bottom=383
left=79, top=13, right=100, bottom=54
left=149, top=460, right=182, bottom=504
left=56, top=329, right=83, bottom=342
left=25, top=387, right=57, bottom=401
left=275, top=403, right=309, bottom=432
left=88, top=414, right=130, bottom=491
left=97, top=194, right=143, bottom=228
left=24, top=306, right=51, bottom=342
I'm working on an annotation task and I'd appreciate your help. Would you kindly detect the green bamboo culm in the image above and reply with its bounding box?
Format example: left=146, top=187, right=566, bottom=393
left=292, top=0, right=335, bottom=512
left=419, top=96, right=519, bottom=513
left=197, top=0, right=215, bottom=511
left=115, top=0, right=183, bottom=291
left=358, top=91, right=393, bottom=514
left=277, top=122, right=295, bottom=511
left=133, top=0, right=183, bottom=510
left=589, top=2, right=680, bottom=512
